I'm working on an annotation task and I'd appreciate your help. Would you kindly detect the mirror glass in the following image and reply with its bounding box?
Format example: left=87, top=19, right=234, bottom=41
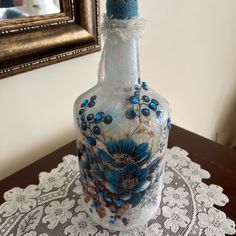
left=0, top=0, right=61, bottom=21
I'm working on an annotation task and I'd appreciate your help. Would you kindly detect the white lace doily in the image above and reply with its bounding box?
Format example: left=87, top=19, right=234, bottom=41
left=0, top=147, right=235, bottom=236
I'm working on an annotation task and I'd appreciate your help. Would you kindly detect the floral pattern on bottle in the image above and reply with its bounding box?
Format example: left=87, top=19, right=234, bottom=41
left=74, top=81, right=171, bottom=228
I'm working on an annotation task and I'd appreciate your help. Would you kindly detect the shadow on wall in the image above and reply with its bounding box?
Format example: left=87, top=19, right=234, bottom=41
left=217, top=91, right=236, bottom=149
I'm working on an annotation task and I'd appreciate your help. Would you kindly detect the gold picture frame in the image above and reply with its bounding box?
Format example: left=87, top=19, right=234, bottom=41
left=0, top=0, right=100, bottom=79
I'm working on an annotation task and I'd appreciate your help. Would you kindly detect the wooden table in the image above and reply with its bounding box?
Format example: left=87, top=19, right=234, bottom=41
left=0, top=125, right=235, bottom=221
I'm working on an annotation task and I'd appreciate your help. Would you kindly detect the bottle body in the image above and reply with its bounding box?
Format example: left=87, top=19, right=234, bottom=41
left=73, top=10, right=171, bottom=230
left=73, top=79, right=170, bottom=231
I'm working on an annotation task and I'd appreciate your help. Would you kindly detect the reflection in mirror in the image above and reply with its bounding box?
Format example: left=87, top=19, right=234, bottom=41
left=0, top=0, right=60, bottom=20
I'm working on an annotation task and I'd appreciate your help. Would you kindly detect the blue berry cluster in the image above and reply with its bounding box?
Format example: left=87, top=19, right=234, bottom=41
left=77, top=95, right=113, bottom=146
left=108, top=213, right=129, bottom=226
left=126, top=81, right=162, bottom=120
left=108, top=216, right=129, bottom=226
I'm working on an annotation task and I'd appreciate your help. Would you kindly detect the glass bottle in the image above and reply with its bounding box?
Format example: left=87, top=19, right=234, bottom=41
left=73, top=0, right=171, bottom=231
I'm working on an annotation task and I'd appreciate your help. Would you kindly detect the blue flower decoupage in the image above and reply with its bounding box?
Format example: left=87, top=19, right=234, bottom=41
left=73, top=80, right=171, bottom=230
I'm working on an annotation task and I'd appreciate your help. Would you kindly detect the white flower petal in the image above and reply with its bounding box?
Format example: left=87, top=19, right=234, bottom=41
left=163, top=187, right=189, bottom=208
left=42, top=215, right=59, bottom=229
left=42, top=199, right=74, bottom=230
left=3, top=188, right=22, bottom=201
left=196, top=183, right=229, bottom=208
left=18, top=199, right=36, bottom=213
left=61, top=199, right=75, bottom=210
left=65, top=212, right=97, bottom=236
left=0, top=201, right=18, bottom=217
left=198, top=208, right=236, bottom=236
left=24, top=185, right=41, bottom=198
left=163, top=206, right=190, bottom=233
left=163, top=171, right=174, bottom=185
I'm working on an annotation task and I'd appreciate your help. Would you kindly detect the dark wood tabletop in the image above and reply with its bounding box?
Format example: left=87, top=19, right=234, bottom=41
left=0, top=125, right=235, bottom=221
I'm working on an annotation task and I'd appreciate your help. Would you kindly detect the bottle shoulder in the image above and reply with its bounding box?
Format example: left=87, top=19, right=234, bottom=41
left=74, top=81, right=171, bottom=143
left=74, top=82, right=170, bottom=116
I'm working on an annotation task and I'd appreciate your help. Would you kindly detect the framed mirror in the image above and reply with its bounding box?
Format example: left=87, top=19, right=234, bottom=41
left=0, top=0, right=100, bottom=79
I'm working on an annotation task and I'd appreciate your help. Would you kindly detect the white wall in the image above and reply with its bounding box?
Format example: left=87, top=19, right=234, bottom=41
left=0, top=0, right=236, bottom=180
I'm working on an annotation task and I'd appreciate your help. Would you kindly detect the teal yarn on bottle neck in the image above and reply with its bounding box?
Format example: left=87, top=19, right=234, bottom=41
left=106, top=0, right=138, bottom=20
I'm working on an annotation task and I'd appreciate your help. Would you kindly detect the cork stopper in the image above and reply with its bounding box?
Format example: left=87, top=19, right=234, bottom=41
left=106, top=0, right=138, bottom=20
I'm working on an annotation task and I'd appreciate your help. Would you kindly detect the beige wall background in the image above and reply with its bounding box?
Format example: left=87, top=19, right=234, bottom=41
left=0, top=0, right=236, bottom=180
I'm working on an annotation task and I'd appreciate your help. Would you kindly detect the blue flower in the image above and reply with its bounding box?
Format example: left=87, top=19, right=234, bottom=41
left=103, top=163, right=151, bottom=207
left=97, top=139, right=151, bottom=167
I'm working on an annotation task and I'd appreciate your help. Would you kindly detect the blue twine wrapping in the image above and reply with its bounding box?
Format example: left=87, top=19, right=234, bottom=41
left=106, top=0, right=138, bottom=20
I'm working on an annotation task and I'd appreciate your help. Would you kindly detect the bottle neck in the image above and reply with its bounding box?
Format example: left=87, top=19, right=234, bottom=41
left=100, top=37, right=140, bottom=87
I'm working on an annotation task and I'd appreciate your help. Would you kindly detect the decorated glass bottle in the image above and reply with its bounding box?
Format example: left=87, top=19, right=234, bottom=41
left=73, top=0, right=171, bottom=231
